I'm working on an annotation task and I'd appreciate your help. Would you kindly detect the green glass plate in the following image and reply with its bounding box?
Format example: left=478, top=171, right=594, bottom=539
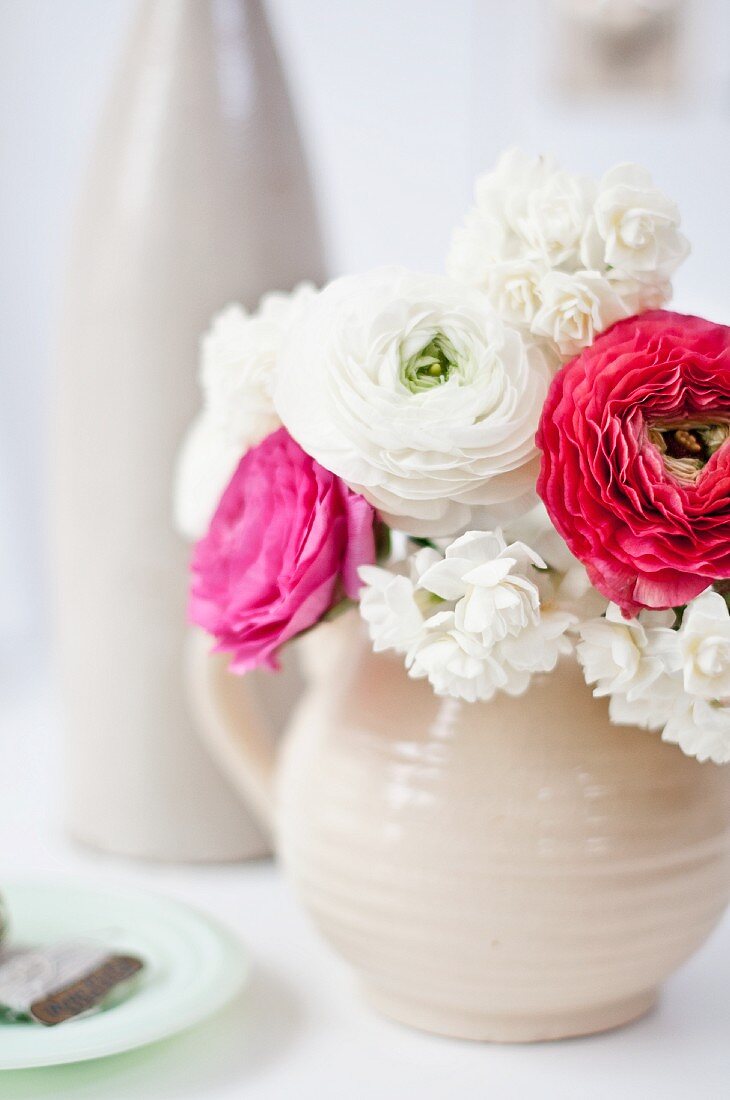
left=0, top=879, right=249, bottom=1069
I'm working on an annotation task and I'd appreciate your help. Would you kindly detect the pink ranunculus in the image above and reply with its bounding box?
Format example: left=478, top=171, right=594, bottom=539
left=190, top=427, right=377, bottom=671
left=537, top=311, right=730, bottom=616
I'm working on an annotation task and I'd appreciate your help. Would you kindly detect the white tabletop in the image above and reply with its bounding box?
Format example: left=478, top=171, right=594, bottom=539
left=1, top=666, right=729, bottom=1100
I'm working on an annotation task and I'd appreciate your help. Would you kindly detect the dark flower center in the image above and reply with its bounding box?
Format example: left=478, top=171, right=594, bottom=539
left=648, top=419, right=730, bottom=482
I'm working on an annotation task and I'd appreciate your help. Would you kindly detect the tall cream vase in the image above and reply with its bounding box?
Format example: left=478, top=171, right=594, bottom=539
left=53, top=0, right=323, bottom=861
left=189, top=613, right=730, bottom=1041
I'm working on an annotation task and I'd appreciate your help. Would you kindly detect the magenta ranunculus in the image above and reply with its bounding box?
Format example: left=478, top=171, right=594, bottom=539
left=190, top=427, right=377, bottom=671
left=537, top=311, right=730, bottom=616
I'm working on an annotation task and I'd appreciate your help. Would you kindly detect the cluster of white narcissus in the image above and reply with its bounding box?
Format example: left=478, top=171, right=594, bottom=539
left=576, top=592, right=730, bottom=764
left=360, top=541, right=730, bottom=764
left=358, top=530, right=578, bottom=704
left=447, top=150, right=689, bottom=361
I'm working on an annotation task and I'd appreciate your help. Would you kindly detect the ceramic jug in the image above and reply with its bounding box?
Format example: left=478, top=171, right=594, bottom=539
left=188, top=612, right=730, bottom=1041
left=53, top=0, right=324, bottom=860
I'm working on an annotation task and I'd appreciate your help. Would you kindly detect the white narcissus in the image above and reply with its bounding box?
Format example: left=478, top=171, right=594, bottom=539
left=505, top=503, right=608, bottom=621
left=604, top=268, right=672, bottom=317
left=406, top=611, right=530, bottom=704
left=576, top=592, right=730, bottom=763
left=447, top=149, right=689, bottom=364
left=478, top=258, right=548, bottom=329
left=357, top=568, right=425, bottom=655
left=584, top=163, right=690, bottom=277
left=663, top=697, right=730, bottom=765
left=416, top=530, right=544, bottom=646
left=608, top=676, right=684, bottom=732
left=576, top=598, right=686, bottom=708
left=512, top=169, right=595, bottom=267
left=358, top=548, right=441, bottom=655
left=173, top=283, right=316, bottom=540
left=498, top=609, right=575, bottom=674
left=275, top=268, right=550, bottom=538
left=530, top=270, right=630, bottom=358
left=448, top=149, right=558, bottom=280
left=678, top=590, right=730, bottom=700
left=357, top=530, right=576, bottom=704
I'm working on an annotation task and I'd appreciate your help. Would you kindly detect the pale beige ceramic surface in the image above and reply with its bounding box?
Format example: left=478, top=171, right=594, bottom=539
left=189, top=615, right=730, bottom=1041
left=53, top=0, right=323, bottom=860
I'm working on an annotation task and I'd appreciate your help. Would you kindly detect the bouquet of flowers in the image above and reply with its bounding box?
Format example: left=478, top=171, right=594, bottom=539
left=176, top=150, right=730, bottom=765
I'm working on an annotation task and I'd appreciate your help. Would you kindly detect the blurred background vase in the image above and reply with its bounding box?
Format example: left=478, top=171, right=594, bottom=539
left=190, top=614, right=730, bottom=1040
left=52, top=0, right=324, bottom=860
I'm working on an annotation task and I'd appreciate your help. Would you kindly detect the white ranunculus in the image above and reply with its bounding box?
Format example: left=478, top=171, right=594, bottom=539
left=274, top=268, right=550, bottom=538
left=530, top=270, right=631, bottom=357
left=679, top=590, right=730, bottom=700
left=589, top=163, right=690, bottom=277
left=663, top=697, right=730, bottom=765
left=416, top=530, right=544, bottom=646
left=174, top=283, right=316, bottom=540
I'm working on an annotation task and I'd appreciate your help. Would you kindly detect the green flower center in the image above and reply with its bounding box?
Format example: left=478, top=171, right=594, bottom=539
left=400, top=333, right=459, bottom=393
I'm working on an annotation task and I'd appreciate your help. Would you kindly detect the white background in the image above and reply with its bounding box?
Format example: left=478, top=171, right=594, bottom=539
left=1, top=1, right=730, bottom=1096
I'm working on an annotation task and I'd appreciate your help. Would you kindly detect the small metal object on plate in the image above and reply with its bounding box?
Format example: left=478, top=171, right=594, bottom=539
left=30, top=953, right=143, bottom=1025
left=0, top=939, right=145, bottom=1026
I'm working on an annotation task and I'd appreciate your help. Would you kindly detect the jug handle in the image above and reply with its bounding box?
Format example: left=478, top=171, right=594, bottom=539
left=185, top=629, right=277, bottom=837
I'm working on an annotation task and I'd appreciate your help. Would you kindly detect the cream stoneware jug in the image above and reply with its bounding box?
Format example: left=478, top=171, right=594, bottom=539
left=189, top=612, right=730, bottom=1042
